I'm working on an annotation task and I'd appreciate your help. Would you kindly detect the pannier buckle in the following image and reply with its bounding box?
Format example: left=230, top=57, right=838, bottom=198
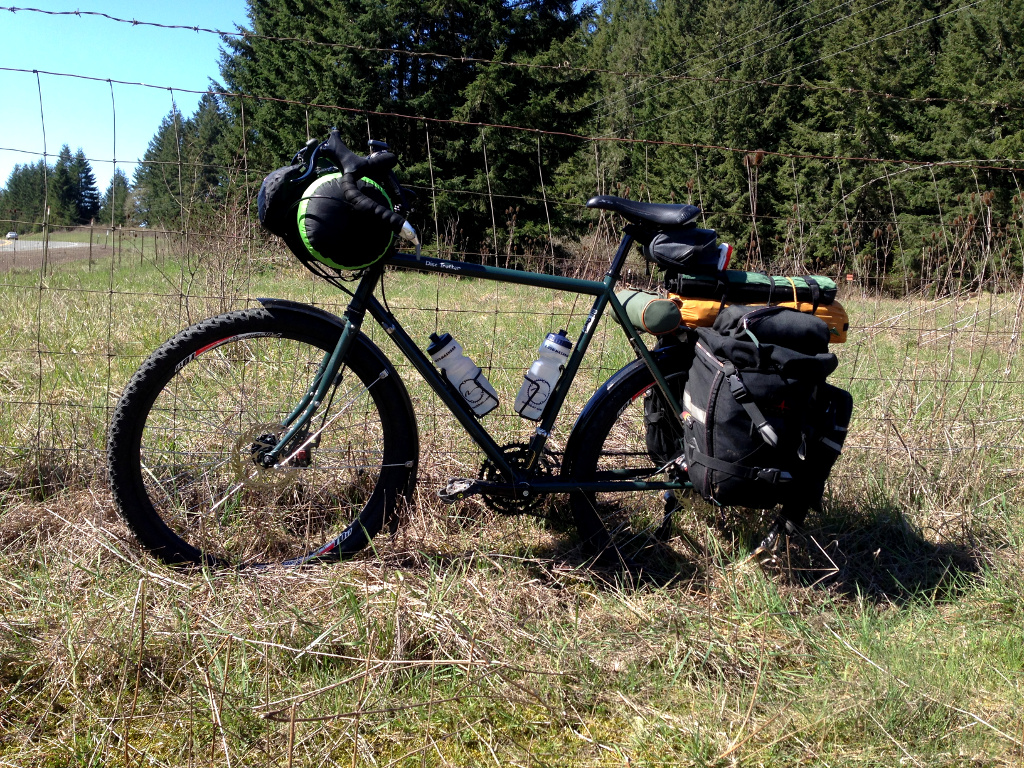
left=755, top=468, right=792, bottom=484
left=728, top=374, right=750, bottom=403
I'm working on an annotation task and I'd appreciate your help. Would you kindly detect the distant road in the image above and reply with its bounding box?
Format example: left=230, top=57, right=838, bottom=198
left=0, top=240, right=90, bottom=253
left=0, top=239, right=112, bottom=272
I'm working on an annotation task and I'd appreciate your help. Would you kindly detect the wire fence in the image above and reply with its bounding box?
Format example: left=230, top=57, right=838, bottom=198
left=2, top=14, right=1024, bottom=767
left=0, top=24, right=1022, bottom=524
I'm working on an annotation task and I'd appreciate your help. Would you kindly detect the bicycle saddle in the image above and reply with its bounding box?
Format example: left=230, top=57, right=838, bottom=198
left=586, top=195, right=701, bottom=229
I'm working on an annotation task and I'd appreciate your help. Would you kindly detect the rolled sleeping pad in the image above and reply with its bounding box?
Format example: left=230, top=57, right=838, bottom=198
left=615, top=289, right=683, bottom=335
left=669, top=295, right=850, bottom=343
left=667, top=271, right=838, bottom=305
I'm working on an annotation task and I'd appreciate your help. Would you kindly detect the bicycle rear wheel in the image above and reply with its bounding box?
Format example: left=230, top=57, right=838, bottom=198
left=107, top=308, right=417, bottom=567
left=564, top=360, right=688, bottom=563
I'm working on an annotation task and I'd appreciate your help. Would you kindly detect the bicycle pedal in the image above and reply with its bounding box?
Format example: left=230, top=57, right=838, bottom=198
left=438, top=478, right=477, bottom=504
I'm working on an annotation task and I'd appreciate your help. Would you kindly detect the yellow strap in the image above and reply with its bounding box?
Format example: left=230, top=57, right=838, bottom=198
left=784, top=276, right=799, bottom=305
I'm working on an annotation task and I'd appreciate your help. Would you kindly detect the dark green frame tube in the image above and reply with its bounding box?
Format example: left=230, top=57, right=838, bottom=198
left=269, top=239, right=687, bottom=492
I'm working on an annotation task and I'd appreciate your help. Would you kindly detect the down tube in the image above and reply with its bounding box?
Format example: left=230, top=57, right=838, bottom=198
left=362, top=295, right=517, bottom=480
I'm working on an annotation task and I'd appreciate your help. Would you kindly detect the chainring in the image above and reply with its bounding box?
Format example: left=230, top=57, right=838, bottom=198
left=479, top=442, right=560, bottom=516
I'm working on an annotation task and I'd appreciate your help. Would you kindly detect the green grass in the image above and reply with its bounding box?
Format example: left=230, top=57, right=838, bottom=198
left=1, top=243, right=1022, bottom=765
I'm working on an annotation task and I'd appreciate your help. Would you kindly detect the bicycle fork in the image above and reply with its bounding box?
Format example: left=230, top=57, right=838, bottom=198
left=258, top=265, right=384, bottom=467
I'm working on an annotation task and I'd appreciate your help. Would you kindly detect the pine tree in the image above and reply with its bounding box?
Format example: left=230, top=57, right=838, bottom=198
left=134, top=96, right=235, bottom=228
left=99, top=169, right=132, bottom=228
left=134, top=108, right=187, bottom=228
left=71, top=149, right=101, bottom=224
left=0, top=161, right=48, bottom=233
left=219, top=0, right=594, bottom=252
left=49, top=145, right=78, bottom=227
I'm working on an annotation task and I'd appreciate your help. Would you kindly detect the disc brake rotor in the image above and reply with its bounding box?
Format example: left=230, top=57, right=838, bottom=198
left=229, top=423, right=300, bottom=491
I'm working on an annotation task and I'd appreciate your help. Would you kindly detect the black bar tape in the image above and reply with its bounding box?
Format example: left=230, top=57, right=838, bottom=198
left=320, top=130, right=408, bottom=234
left=340, top=174, right=407, bottom=233
left=323, top=130, right=366, bottom=175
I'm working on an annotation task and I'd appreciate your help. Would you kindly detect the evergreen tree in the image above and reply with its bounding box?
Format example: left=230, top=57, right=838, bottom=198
left=99, top=169, right=133, bottom=227
left=71, top=149, right=101, bottom=224
left=0, top=161, right=48, bottom=233
left=49, top=145, right=78, bottom=227
left=134, top=95, right=235, bottom=228
left=219, top=0, right=594, bottom=253
left=133, top=108, right=187, bottom=228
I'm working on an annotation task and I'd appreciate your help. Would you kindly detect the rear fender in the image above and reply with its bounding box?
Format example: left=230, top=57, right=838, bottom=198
left=562, top=342, right=690, bottom=473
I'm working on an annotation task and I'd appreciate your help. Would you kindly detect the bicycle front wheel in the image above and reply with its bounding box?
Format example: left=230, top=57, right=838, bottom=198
left=107, top=308, right=418, bottom=567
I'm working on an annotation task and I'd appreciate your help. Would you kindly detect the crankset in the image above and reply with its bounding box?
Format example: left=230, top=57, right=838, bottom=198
left=437, top=442, right=560, bottom=516
left=479, top=442, right=560, bottom=516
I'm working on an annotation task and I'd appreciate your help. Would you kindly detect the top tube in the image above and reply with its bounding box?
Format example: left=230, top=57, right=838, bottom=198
left=385, top=251, right=612, bottom=295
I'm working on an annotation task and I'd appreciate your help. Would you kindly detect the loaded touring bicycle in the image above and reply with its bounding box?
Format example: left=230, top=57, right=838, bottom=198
left=107, top=130, right=852, bottom=568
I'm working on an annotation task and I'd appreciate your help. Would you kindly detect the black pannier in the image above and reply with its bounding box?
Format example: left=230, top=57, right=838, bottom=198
left=681, top=306, right=852, bottom=517
left=644, top=228, right=720, bottom=273
left=642, top=334, right=696, bottom=466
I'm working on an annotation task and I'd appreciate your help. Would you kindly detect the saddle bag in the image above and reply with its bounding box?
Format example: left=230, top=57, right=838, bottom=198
left=681, top=306, right=852, bottom=512
left=644, top=228, right=723, bottom=273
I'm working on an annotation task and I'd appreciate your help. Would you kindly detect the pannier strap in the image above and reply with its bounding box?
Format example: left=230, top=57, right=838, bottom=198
left=688, top=450, right=792, bottom=484
left=722, top=363, right=779, bottom=447
left=805, top=276, right=822, bottom=312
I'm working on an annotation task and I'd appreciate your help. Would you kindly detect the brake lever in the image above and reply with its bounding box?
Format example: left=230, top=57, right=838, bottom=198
left=292, top=141, right=326, bottom=185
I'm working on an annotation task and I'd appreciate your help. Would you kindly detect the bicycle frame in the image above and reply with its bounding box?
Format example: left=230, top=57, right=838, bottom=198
left=265, top=229, right=688, bottom=496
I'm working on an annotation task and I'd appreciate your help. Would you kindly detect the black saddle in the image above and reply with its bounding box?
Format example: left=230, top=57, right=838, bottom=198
left=586, top=195, right=701, bottom=229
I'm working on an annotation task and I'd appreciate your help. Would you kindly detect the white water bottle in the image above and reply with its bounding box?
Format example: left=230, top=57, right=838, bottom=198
left=427, top=333, right=499, bottom=417
left=514, top=330, right=572, bottom=421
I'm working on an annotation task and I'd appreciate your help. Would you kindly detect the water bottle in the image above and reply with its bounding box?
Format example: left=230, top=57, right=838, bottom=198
left=427, top=333, right=499, bottom=417
left=514, top=330, right=572, bottom=421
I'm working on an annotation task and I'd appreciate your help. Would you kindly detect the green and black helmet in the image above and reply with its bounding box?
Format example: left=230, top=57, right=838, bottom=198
left=294, top=173, right=395, bottom=271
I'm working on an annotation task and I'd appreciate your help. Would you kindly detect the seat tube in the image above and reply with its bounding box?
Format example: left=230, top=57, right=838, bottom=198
left=524, top=233, right=635, bottom=463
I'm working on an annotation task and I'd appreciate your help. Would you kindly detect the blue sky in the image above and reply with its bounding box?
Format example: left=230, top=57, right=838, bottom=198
left=0, top=1, right=250, bottom=192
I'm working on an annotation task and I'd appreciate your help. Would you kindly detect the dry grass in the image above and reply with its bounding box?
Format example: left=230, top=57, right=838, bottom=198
left=2, top=486, right=1022, bottom=766
left=1, top=233, right=1023, bottom=765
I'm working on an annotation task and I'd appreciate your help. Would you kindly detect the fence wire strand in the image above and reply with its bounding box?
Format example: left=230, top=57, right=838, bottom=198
left=1, top=20, right=1023, bottom=765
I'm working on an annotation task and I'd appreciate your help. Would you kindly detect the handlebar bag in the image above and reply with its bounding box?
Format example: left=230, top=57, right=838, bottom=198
left=295, top=172, right=395, bottom=270
left=258, top=166, right=396, bottom=271
left=258, top=162, right=305, bottom=240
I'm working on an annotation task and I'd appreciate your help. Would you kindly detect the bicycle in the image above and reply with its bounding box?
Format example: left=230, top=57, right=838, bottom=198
left=105, top=131, right=722, bottom=568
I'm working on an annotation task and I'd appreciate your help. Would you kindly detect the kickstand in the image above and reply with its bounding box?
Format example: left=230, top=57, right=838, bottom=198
left=753, top=512, right=804, bottom=569
left=654, top=491, right=679, bottom=542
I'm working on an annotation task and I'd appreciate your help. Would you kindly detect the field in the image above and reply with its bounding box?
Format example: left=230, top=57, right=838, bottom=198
left=1, top=239, right=1022, bottom=766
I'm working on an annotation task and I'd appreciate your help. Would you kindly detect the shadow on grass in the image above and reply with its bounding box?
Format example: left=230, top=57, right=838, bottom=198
left=385, top=491, right=985, bottom=603
left=786, top=499, right=982, bottom=604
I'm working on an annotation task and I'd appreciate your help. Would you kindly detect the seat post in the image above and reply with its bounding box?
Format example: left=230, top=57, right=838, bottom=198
left=605, top=230, right=636, bottom=283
